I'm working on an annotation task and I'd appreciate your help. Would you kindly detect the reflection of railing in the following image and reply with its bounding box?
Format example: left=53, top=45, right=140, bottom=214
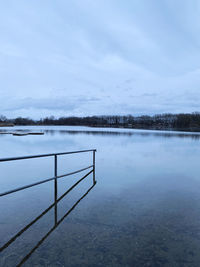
left=0, top=149, right=96, bottom=266
left=1, top=176, right=96, bottom=266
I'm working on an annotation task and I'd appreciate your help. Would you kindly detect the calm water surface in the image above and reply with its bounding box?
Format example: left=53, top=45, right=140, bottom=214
left=1, top=126, right=200, bottom=266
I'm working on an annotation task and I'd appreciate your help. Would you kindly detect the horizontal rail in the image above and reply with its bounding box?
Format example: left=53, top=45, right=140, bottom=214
left=0, top=149, right=96, bottom=162
left=0, top=165, right=93, bottom=197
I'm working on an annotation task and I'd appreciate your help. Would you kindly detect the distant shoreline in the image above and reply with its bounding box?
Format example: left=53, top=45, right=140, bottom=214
left=89, top=124, right=200, bottom=133
left=0, top=123, right=14, bottom=127
left=2, top=123, right=200, bottom=133
left=1, top=113, right=200, bottom=132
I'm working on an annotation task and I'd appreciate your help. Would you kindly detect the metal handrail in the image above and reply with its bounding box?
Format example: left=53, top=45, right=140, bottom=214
left=0, top=149, right=96, bottom=162
left=0, top=149, right=96, bottom=197
left=0, top=149, right=97, bottom=265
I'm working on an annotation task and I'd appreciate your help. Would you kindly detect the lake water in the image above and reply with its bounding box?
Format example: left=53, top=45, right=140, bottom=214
left=1, top=126, right=200, bottom=266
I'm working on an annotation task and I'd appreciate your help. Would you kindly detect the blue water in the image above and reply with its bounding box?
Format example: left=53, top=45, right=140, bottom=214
left=1, top=126, right=200, bottom=266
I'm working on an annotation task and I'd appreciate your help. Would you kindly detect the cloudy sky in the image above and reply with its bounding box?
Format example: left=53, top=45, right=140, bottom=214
left=1, top=0, right=200, bottom=118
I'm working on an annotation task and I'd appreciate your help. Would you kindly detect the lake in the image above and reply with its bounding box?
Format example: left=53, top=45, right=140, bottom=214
left=1, top=126, right=200, bottom=266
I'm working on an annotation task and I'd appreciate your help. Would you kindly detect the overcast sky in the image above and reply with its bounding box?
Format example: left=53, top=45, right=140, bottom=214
left=1, top=0, right=200, bottom=118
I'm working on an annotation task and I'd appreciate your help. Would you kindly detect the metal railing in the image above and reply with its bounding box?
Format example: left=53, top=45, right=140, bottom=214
left=0, top=149, right=97, bottom=266
left=0, top=149, right=96, bottom=197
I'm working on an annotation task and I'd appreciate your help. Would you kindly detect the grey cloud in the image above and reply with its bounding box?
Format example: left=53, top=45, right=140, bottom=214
left=2, top=96, right=101, bottom=112
left=0, top=1, right=200, bottom=118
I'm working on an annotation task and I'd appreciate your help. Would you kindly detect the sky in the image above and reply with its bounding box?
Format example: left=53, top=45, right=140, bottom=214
left=1, top=0, right=200, bottom=119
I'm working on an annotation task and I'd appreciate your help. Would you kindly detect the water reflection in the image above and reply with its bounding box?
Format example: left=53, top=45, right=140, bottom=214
left=47, top=129, right=200, bottom=139
left=1, top=126, right=200, bottom=266
left=0, top=171, right=96, bottom=266
left=2, top=127, right=200, bottom=139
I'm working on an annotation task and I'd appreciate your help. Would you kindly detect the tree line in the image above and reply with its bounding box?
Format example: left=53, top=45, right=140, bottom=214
left=1, top=113, right=200, bottom=131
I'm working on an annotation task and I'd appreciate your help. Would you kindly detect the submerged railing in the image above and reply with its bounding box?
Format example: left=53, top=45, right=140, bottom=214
left=0, top=149, right=97, bottom=266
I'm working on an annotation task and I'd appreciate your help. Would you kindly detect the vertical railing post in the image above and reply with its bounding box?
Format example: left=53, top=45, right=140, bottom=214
left=93, top=150, right=96, bottom=184
left=54, top=154, right=58, bottom=225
